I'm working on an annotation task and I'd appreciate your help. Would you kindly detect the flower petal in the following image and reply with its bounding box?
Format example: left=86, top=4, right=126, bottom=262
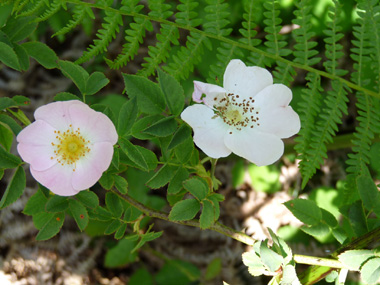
left=258, top=106, right=301, bottom=138
left=224, top=129, right=284, bottom=166
left=30, top=164, right=79, bottom=196
left=34, top=100, right=83, bottom=130
left=181, top=104, right=231, bottom=158
left=223, top=59, right=273, bottom=100
left=69, top=103, right=118, bottom=144
left=16, top=120, right=57, bottom=171
left=192, top=81, right=226, bottom=108
left=253, top=84, right=293, bottom=111
left=71, top=142, right=114, bottom=190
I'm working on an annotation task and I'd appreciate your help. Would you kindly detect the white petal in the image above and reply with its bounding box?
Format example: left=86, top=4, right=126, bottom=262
left=192, top=81, right=226, bottom=108
left=253, top=84, right=292, bottom=111
left=181, top=104, right=231, bottom=158
left=68, top=103, right=118, bottom=144
left=258, top=106, right=301, bottom=138
left=223, top=59, right=273, bottom=100
left=30, top=164, right=79, bottom=196
left=71, top=142, right=114, bottom=190
left=34, top=100, right=83, bottom=130
left=224, top=129, right=284, bottom=166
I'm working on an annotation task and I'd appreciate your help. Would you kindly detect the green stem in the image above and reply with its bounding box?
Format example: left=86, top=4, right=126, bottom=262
left=65, top=0, right=380, bottom=99
left=7, top=108, right=31, bottom=126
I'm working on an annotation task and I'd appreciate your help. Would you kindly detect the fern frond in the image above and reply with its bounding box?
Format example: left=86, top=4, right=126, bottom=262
left=106, top=0, right=152, bottom=69
left=36, top=0, right=63, bottom=23
left=12, top=0, right=31, bottom=14
left=292, top=0, right=320, bottom=66
left=76, top=8, right=123, bottom=64
left=263, top=0, right=291, bottom=57
left=17, top=0, right=46, bottom=17
left=138, top=0, right=179, bottom=77
left=273, top=61, right=295, bottom=85
left=175, top=0, right=202, bottom=27
left=52, top=4, right=92, bottom=38
left=323, top=0, right=347, bottom=76
left=300, top=81, right=349, bottom=188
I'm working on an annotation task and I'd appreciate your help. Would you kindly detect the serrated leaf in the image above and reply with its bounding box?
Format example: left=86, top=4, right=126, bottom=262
left=123, top=74, right=165, bottom=114
left=104, top=219, right=122, bottom=235
left=85, top=71, right=109, bottom=95
left=0, top=166, right=25, bottom=209
left=132, top=230, right=163, bottom=253
left=321, top=208, right=338, bottom=228
left=36, top=212, right=65, bottom=241
left=357, top=175, right=380, bottom=216
left=267, top=228, right=292, bottom=261
left=284, top=199, right=322, bottom=225
left=200, top=199, right=214, bottom=229
left=54, top=92, right=81, bottom=102
left=361, top=257, right=380, bottom=285
left=14, top=43, right=29, bottom=71
left=0, top=42, right=19, bottom=70
left=338, top=250, right=374, bottom=270
left=119, top=139, right=148, bottom=171
left=89, top=206, right=113, bottom=221
left=75, top=190, right=99, bottom=209
left=114, top=175, right=128, bottom=194
left=301, top=223, right=330, bottom=237
left=183, top=177, right=209, bottom=200
left=157, top=68, right=185, bottom=116
left=242, top=252, right=265, bottom=276
left=105, top=192, right=124, bottom=218
left=205, top=258, right=222, bottom=281
left=3, top=15, right=37, bottom=42
left=0, top=123, right=13, bottom=151
left=260, top=242, right=283, bottom=273
left=33, top=212, right=54, bottom=230
left=69, top=199, right=89, bottom=231
left=168, top=167, right=189, bottom=194
left=175, top=137, right=194, bottom=164
left=99, top=171, right=115, bottom=190
left=143, top=116, right=177, bottom=137
left=118, top=97, right=138, bottom=137
left=114, top=223, right=128, bottom=240
left=169, top=199, right=200, bottom=221
left=282, top=264, right=301, bottom=285
left=23, top=189, right=48, bottom=215
left=22, top=41, right=59, bottom=69
left=146, top=164, right=176, bottom=189
left=45, top=195, right=69, bottom=212
left=104, top=238, right=138, bottom=268
left=0, top=144, right=22, bottom=169
left=59, top=60, right=88, bottom=94
left=168, top=124, right=192, bottom=150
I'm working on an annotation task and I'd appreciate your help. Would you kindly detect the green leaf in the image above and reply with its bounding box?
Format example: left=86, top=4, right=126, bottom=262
left=123, top=74, right=165, bottom=114
left=284, top=199, right=322, bottom=225
left=54, top=92, right=81, bottom=102
left=117, top=97, right=138, bottom=137
left=36, top=212, right=65, bottom=241
left=146, top=164, right=176, bottom=189
left=69, top=199, right=89, bottom=231
left=59, top=60, right=89, bottom=94
left=347, top=200, right=368, bottom=237
left=301, top=223, right=330, bottom=237
left=99, top=171, right=115, bottom=190
left=23, top=189, right=48, bottom=215
left=205, top=258, right=222, bottom=281
left=114, top=223, right=128, bottom=240
left=45, top=195, right=69, bottom=212
left=105, top=192, right=124, bottom=218
left=22, top=41, right=59, bottom=69
left=282, top=264, right=301, bottom=285
left=104, top=239, right=138, bottom=268
left=0, top=42, right=19, bottom=70
left=157, top=68, right=185, bottom=116
left=3, top=15, right=37, bottom=42
left=114, top=175, right=128, bottom=194
left=168, top=124, right=192, bottom=150
left=104, top=219, right=122, bottom=235
left=0, top=166, right=25, bottom=209
left=85, top=71, right=109, bottom=95
left=131, top=114, right=164, bottom=140
left=89, top=206, right=113, bottom=221
left=242, top=251, right=266, bottom=276
left=260, top=242, right=283, bottom=273
left=169, top=199, right=200, bottom=221
left=129, top=268, right=154, bottom=285
left=357, top=175, right=380, bottom=215
left=33, top=212, right=54, bottom=230
left=132, top=230, right=163, bottom=253
left=143, top=116, right=177, bottom=137
left=183, top=177, right=209, bottom=200
left=175, top=137, right=194, bottom=164
left=338, top=249, right=374, bottom=270
left=119, top=139, right=148, bottom=171
left=168, top=167, right=189, bottom=194
left=0, top=123, right=13, bottom=151
left=321, top=208, right=338, bottom=228
left=14, top=43, right=29, bottom=71
left=75, top=190, right=99, bottom=209
left=200, top=199, right=214, bottom=229
left=361, top=257, right=380, bottom=285
left=0, top=97, right=17, bottom=110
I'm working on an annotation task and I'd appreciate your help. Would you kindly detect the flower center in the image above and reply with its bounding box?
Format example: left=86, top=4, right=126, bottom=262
left=50, top=125, right=91, bottom=171
left=213, top=93, right=260, bottom=133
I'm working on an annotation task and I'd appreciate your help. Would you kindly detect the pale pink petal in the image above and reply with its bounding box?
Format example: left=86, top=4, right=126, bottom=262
left=258, top=106, right=301, bottom=138
left=34, top=100, right=83, bottom=130
left=192, top=81, right=226, bottom=108
left=224, top=129, right=284, bottom=166
left=223, top=59, right=273, bottom=100
left=68, top=103, right=118, bottom=144
left=181, top=104, right=231, bottom=158
left=16, top=120, right=56, bottom=145
left=71, top=142, right=114, bottom=190
left=253, top=84, right=292, bottom=111
left=30, top=164, right=79, bottom=196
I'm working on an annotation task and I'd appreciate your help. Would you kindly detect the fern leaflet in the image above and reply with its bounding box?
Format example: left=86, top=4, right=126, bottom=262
left=35, top=0, right=63, bottom=23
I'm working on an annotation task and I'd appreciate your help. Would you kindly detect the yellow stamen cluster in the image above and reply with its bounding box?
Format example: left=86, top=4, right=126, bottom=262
left=50, top=124, right=91, bottom=171
left=213, top=93, right=260, bottom=134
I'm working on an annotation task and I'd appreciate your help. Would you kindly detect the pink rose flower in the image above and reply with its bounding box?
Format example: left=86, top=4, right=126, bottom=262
left=181, top=59, right=301, bottom=166
left=17, top=100, right=118, bottom=196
